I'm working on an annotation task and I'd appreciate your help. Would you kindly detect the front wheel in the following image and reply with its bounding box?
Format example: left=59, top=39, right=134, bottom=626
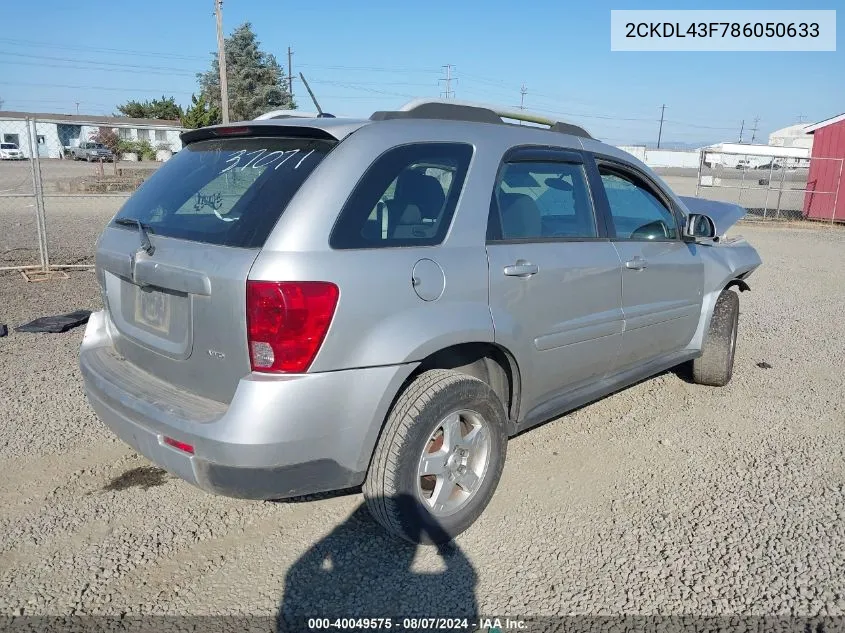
left=363, top=369, right=508, bottom=545
left=692, top=289, right=740, bottom=387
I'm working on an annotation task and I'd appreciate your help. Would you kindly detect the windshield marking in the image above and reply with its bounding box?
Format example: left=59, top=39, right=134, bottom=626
left=295, top=149, right=315, bottom=169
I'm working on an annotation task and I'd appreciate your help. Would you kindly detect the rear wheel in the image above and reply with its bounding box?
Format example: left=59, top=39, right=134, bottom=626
left=363, top=369, right=508, bottom=545
left=692, top=289, right=740, bottom=387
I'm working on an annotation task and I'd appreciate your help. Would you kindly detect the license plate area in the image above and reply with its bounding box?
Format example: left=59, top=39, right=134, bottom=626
left=134, top=285, right=172, bottom=334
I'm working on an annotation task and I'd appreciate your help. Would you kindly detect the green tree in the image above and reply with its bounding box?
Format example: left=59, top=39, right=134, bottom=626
left=197, top=22, right=294, bottom=122
left=181, top=93, right=221, bottom=128
left=115, top=96, right=183, bottom=120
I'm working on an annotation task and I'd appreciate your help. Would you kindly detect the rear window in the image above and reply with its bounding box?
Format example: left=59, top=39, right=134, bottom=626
left=111, top=136, right=333, bottom=248
left=329, top=142, right=473, bottom=249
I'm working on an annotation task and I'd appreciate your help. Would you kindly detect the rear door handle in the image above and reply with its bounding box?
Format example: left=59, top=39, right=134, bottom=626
left=625, top=256, right=648, bottom=271
left=503, top=260, right=539, bottom=278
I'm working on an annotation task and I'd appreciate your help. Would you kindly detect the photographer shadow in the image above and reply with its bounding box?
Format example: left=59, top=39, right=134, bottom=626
left=277, top=494, right=478, bottom=630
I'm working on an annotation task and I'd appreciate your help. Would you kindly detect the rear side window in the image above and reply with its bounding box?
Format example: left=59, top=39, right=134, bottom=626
left=111, top=137, right=333, bottom=248
left=330, top=142, right=473, bottom=249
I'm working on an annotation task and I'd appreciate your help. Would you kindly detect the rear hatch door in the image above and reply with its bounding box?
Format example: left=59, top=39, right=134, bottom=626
left=96, top=133, right=334, bottom=403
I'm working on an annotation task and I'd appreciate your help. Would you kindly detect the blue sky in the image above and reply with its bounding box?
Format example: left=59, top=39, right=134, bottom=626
left=0, top=0, right=842, bottom=146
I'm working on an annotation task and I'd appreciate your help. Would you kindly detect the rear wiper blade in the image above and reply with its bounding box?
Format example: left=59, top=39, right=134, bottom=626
left=114, top=218, right=155, bottom=256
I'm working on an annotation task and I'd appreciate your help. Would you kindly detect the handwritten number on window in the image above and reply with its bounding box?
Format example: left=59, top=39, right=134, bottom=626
left=218, top=147, right=315, bottom=175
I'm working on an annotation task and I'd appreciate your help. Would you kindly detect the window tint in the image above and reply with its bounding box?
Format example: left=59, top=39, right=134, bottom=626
left=598, top=167, right=678, bottom=240
left=330, top=143, right=473, bottom=249
left=111, top=137, right=333, bottom=248
left=488, top=160, right=597, bottom=241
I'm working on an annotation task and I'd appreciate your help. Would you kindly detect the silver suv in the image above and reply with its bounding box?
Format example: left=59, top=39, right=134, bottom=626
left=80, top=99, right=761, bottom=544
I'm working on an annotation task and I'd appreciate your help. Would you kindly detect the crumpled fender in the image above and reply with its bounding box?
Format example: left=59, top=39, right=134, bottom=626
left=685, top=236, right=762, bottom=352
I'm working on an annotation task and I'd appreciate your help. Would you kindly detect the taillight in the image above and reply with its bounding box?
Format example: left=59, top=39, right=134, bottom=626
left=246, top=281, right=339, bottom=373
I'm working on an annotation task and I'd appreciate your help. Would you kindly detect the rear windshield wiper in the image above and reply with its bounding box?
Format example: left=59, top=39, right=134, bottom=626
left=114, top=217, right=155, bottom=255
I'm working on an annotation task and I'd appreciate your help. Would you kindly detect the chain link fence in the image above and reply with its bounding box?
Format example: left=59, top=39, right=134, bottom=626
left=694, top=149, right=844, bottom=222
left=0, top=117, right=165, bottom=281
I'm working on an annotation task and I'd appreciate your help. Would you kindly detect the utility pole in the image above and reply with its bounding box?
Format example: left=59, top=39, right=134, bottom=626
left=797, top=113, right=806, bottom=124
left=750, top=115, right=760, bottom=144
left=75, top=102, right=80, bottom=115
left=439, top=64, right=455, bottom=99
left=214, top=0, right=230, bottom=123
left=657, top=104, right=666, bottom=149
left=519, top=83, right=527, bottom=109
left=738, top=119, right=745, bottom=143
left=287, top=46, right=294, bottom=100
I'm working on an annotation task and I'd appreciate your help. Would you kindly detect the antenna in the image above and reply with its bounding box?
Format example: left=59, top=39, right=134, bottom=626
left=297, top=73, right=334, bottom=118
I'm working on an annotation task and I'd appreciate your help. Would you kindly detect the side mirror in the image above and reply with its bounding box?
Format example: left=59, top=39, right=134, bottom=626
left=684, top=213, right=717, bottom=240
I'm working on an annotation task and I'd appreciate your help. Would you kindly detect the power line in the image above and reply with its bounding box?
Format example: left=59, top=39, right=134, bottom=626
left=0, top=80, right=193, bottom=94
left=0, top=50, right=196, bottom=74
left=0, top=37, right=208, bottom=62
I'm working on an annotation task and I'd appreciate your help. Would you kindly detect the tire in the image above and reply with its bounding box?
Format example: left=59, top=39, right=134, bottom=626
left=363, top=369, right=508, bottom=545
left=692, top=289, right=740, bottom=387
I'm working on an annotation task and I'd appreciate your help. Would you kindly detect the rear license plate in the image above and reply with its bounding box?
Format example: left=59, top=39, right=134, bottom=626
left=134, top=286, right=171, bottom=333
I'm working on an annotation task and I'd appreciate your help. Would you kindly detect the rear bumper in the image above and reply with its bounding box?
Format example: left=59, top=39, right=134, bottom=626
left=80, top=310, right=417, bottom=500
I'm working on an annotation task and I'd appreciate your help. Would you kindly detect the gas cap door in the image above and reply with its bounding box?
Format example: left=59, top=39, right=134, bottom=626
left=411, top=258, right=445, bottom=302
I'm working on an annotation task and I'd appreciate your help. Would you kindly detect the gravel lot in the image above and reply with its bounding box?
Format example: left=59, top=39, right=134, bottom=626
left=1, top=223, right=844, bottom=626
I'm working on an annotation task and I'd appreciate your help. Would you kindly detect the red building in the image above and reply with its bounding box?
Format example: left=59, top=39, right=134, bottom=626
left=803, top=113, right=845, bottom=222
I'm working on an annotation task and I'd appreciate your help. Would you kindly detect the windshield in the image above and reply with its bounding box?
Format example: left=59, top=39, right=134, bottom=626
left=92, top=143, right=106, bottom=149
left=111, top=136, right=334, bottom=248
left=1, top=143, right=17, bottom=149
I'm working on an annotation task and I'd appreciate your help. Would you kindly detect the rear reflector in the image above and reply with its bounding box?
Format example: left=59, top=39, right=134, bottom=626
left=246, top=281, right=339, bottom=374
left=163, top=436, right=195, bottom=454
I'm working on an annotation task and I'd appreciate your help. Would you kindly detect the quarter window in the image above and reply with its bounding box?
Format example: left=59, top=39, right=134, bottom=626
left=330, top=143, right=473, bottom=249
left=598, top=167, right=678, bottom=240
left=488, top=160, right=597, bottom=241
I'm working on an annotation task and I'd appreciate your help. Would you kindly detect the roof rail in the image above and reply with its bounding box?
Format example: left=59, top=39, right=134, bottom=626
left=370, top=98, right=592, bottom=138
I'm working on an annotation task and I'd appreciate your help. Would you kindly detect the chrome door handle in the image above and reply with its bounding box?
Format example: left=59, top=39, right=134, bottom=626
left=503, top=260, right=539, bottom=277
left=625, top=257, right=648, bottom=270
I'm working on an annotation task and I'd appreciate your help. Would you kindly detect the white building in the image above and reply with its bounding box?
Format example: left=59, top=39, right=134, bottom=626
left=768, top=123, right=814, bottom=151
left=0, top=110, right=184, bottom=159
left=616, top=145, right=701, bottom=168
left=702, top=142, right=810, bottom=169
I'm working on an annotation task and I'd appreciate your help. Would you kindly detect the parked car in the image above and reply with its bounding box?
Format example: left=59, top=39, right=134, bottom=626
left=0, top=142, right=24, bottom=160
left=71, top=142, right=114, bottom=162
left=79, top=99, right=762, bottom=544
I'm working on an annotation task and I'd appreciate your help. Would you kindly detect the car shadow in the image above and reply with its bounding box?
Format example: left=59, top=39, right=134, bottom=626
left=276, top=494, right=478, bottom=631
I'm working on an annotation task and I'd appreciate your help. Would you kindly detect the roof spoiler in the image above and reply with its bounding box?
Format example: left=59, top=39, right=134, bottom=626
left=254, top=109, right=336, bottom=120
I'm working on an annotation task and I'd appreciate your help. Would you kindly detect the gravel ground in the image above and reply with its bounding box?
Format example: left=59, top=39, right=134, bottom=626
left=0, top=223, right=844, bottom=627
